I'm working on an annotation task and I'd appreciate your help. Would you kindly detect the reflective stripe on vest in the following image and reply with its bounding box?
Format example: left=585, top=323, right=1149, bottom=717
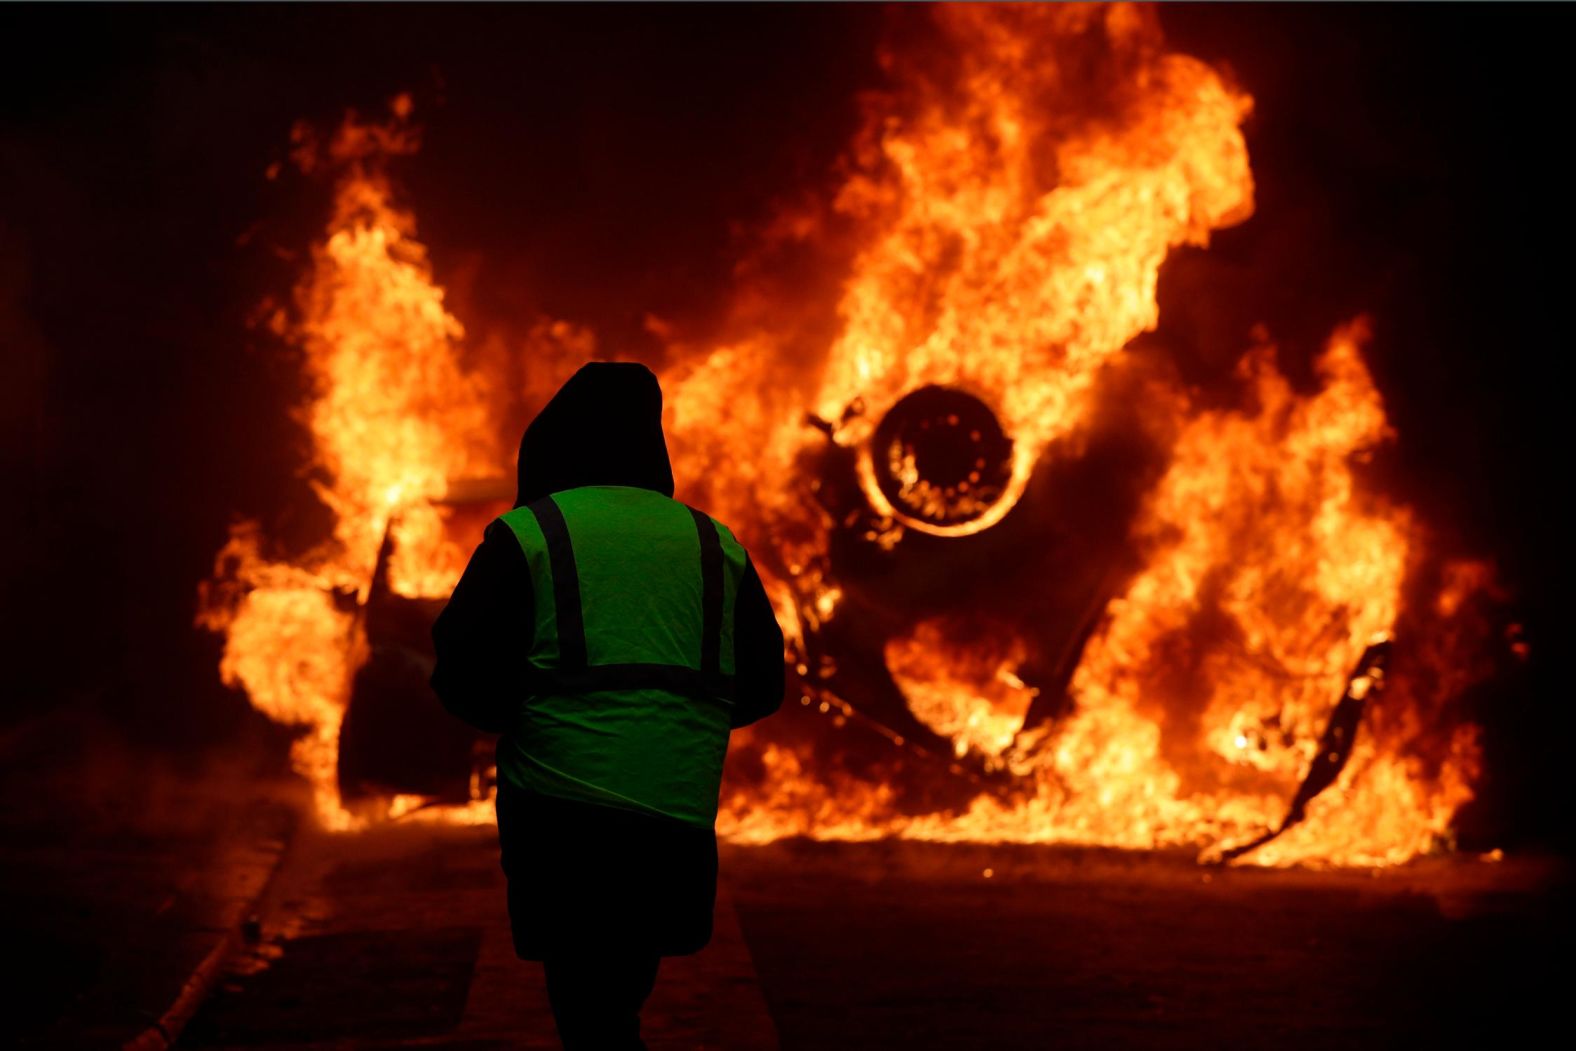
left=501, top=487, right=738, bottom=704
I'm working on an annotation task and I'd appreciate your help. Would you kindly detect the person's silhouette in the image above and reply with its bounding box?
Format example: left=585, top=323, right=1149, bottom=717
left=432, top=361, right=786, bottom=1049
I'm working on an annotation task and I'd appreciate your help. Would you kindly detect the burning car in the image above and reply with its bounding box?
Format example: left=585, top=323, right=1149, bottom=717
left=202, top=5, right=1503, bottom=865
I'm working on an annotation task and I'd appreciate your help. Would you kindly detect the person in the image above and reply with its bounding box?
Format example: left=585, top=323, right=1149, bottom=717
left=430, top=361, right=786, bottom=1050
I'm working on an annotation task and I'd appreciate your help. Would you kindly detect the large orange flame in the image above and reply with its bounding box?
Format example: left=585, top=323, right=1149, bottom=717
left=200, top=98, right=497, bottom=827
left=681, top=5, right=1494, bottom=866
left=204, top=5, right=1501, bottom=864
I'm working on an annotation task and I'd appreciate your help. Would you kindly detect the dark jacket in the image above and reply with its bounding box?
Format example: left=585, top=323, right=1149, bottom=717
left=430, top=361, right=785, bottom=959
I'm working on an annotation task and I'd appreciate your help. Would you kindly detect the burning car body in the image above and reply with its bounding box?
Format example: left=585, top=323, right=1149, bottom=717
left=199, top=4, right=1508, bottom=867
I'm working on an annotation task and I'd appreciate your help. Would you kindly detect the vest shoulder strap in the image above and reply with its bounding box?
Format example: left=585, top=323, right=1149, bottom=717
left=685, top=504, right=724, bottom=677
left=525, top=495, right=587, bottom=670
left=510, top=492, right=733, bottom=702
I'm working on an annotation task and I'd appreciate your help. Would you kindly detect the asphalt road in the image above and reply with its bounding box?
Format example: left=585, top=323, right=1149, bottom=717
left=727, top=840, right=1569, bottom=1049
left=178, top=822, right=1569, bottom=1050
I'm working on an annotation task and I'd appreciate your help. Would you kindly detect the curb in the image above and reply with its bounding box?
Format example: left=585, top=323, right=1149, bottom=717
left=122, top=805, right=298, bottom=1051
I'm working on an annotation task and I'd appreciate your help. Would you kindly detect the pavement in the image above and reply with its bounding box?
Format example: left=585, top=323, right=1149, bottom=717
left=5, top=720, right=1568, bottom=1051
left=726, top=839, right=1571, bottom=1050
left=1, top=710, right=299, bottom=1051
left=169, top=821, right=1570, bottom=1051
left=180, top=820, right=777, bottom=1050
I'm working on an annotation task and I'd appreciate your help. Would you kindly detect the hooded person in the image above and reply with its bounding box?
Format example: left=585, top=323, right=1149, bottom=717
left=431, top=361, right=785, bottom=1050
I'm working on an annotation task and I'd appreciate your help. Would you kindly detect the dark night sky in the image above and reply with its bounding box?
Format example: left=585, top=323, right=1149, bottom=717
left=1, top=5, right=1569, bottom=843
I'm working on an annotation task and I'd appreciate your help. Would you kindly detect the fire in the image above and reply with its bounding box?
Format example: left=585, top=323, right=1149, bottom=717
left=199, top=97, right=496, bottom=827
left=690, top=5, right=1491, bottom=866
left=204, top=5, right=1501, bottom=865
left=817, top=4, right=1253, bottom=537
left=886, top=619, right=1035, bottom=759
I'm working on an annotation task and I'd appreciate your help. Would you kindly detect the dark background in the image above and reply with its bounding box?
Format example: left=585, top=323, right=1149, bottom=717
left=1, top=5, right=1567, bottom=847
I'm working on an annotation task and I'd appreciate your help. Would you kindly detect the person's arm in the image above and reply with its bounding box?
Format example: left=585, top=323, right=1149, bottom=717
left=730, top=556, right=786, bottom=728
left=430, top=520, right=534, bottom=734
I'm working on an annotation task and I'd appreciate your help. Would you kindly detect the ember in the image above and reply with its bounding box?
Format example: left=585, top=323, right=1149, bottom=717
left=200, top=3, right=1505, bottom=865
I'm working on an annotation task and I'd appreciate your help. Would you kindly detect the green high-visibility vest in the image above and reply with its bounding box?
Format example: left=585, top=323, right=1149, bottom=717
left=494, top=484, right=748, bottom=827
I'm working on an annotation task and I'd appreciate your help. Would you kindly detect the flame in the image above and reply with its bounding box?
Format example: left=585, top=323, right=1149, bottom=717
left=886, top=619, right=1035, bottom=759
left=684, top=5, right=1493, bottom=866
left=200, top=97, right=497, bottom=827
left=197, top=523, right=364, bottom=824
left=823, top=4, right=1253, bottom=536
left=205, top=6, right=1501, bottom=865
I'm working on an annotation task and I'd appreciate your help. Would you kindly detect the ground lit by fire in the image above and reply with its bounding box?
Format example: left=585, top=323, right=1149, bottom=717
left=199, top=5, right=1505, bottom=866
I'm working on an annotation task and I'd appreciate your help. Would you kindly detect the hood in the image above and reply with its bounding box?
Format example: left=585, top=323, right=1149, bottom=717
left=514, top=361, right=676, bottom=507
